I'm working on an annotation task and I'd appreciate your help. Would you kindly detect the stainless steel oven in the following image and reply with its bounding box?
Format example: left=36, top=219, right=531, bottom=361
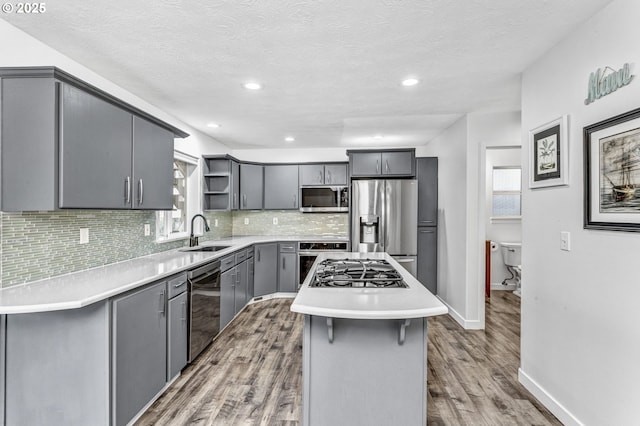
left=298, top=241, right=349, bottom=285
left=187, top=259, right=221, bottom=363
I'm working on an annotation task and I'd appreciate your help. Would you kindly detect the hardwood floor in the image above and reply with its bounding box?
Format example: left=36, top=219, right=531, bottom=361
left=136, top=292, right=561, bottom=426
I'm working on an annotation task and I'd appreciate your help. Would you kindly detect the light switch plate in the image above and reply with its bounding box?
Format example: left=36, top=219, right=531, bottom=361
left=273, top=217, right=278, bottom=225
left=560, top=231, right=570, bottom=251
left=79, top=228, right=89, bottom=244
left=244, top=218, right=249, bottom=225
left=214, top=219, right=219, bottom=227
left=144, top=224, right=150, bottom=236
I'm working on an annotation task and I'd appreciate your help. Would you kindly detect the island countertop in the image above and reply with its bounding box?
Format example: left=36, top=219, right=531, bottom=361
left=290, top=252, right=448, bottom=320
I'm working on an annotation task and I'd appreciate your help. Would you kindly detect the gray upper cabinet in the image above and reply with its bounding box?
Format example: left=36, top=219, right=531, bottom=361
left=300, top=163, right=347, bottom=185
left=60, top=84, right=133, bottom=208
left=112, top=280, right=167, bottom=426
left=0, top=67, right=186, bottom=212
left=348, top=149, right=416, bottom=178
left=416, top=157, right=438, bottom=226
left=132, top=117, right=174, bottom=210
left=202, top=156, right=239, bottom=211
left=240, top=163, right=264, bottom=210
left=264, top=165, right=299, bottom=209
left=231, top=160, right=240, bottom=210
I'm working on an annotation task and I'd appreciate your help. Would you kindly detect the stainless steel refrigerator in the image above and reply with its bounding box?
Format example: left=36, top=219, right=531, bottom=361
left=351, top=179, right=418, bottom=276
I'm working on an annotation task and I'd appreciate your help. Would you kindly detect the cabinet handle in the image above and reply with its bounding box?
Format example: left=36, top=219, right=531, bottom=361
left=236, top=270, right=240, bottom=285
left=159, top=290, right=166, bottom=316
left=419, top=220, right=435, bottom=224
left=124, top=176, right=131, bottom=205
left=385, top=160, right=390, bottom=173
left=233, top=193, right=237, bottom=209
left=138, top=178, right=144, bottom=205
left=257, top=249, right=260, bottom=262
left=282, top=257, right=286, bottom=269
left=327, top=170, right=332, bottom=183
left=376, top=160, right=379, bottom=174
left=243, top=194, right=247, bottom=207
left=318, top=171, right=323, bottom=184
left=419, top=230, right=435, bottom=233
left=293, top=194, right=297, bottom=208
left=173, top=280, right=186, bottom=288
left=181, top=300, right=187, bottom=322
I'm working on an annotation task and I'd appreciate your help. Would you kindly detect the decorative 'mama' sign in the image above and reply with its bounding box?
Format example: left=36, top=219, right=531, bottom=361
left=584, top=63, right=634, bottom=105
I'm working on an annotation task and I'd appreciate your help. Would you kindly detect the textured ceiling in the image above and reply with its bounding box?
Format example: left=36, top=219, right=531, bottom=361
left=2, top=0, right=613, bottom=149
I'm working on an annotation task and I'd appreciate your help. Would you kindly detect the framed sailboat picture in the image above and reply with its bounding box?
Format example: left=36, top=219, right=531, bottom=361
left=584, top=107, right=640, bottom=231
left=529, top=115, right=569, bottom=188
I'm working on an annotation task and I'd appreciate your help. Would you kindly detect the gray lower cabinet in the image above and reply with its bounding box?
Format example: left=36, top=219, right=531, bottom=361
left=167, top=291, right=188, bottom=380
left=221, top=253, right=250, bottom=329
left=112, top=281, right=167, bottom=426
left=264, top=164, right=299, bottom=209
left=417, top=227, right=438, bottom=294
left=235, top=260, right=249, bottom=312
left=221, top=267, right=236, bottom=329
left=2, top=301, right=111, bottom=426
left=247, top=255, right=255, bottom=303
left=253, top=243, right=278, bottom=297
left=240, top=163, right=264, bottom=209
left=278, top=243, right=298, bottom=292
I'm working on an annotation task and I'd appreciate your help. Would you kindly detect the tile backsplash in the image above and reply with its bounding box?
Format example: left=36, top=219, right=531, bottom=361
left=0, top=210, right=232, bottom=287
left=0, top=209, right=347, bottom=287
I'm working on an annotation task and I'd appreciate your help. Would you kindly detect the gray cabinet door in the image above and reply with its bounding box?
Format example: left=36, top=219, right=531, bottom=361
left=417, top=157, right=438, bottom=226
left=235, top=260, right=248, bottom=313
left=220, top=268, right=236, bottom=329
left=264, top=164, right=299, bottom=209
left=60, top=84, right=133, bottom=208
left=168, top=291, right=188, bottom=380
left=253, top=243, right=278, bottom=296
left=240, top=163, right=264, bottom=209
left=350, top=152, right=382, bottom=177
left=132, top=116, right=174, bottom=210
left=299, top=164, right=325, bottom=185
left=278, top=252, right=298, bottom=292
left=231, top=160, right=240, bottom=210
left=112, top=280, right=167, bottom=426
left=417, top=228, right=437, bottom=294
left=382, top=151, right=415, bottom=176
left=247, top=256, right=255, bottom=303
left=324, top=164, right=347, bottom=185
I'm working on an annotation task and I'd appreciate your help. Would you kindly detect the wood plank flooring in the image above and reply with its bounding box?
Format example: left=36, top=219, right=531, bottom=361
left=136, top=292, right=561, bottom=426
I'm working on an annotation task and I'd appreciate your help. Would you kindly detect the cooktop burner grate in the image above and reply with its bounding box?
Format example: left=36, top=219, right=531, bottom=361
left=310, top=259, right=408, bottom=288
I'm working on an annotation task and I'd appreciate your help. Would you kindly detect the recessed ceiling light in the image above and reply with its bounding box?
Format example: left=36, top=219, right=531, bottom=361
left=401, top=78, right=419, bottom=87
left=244, top=81, right=262, bottom=90
left=285, top=136, right=295, bottom=142
left=206, top=122, right=220, bottom=128
left=374, top=134, right=384, bottom=140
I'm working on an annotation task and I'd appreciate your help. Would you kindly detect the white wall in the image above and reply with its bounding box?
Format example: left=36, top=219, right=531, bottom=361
left=0, top=20, right=228, bottom=158
left=232, top=147, right=348, bottom=163
left=486, top=147, right=522, bottom=287
left=520, top=0, right=640, bottom=423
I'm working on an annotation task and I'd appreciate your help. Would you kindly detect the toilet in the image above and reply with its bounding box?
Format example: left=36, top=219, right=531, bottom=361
left=500, top=242, right=521, bottom=297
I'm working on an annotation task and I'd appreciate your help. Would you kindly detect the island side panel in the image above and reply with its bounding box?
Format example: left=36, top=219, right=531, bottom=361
left=4, top=300, right=110, bottom=426
left=303, top=315, right=426, bottom=426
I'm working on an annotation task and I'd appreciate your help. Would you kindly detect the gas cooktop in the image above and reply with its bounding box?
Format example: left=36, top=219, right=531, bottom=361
left=310, top=258, right=408, bottom=288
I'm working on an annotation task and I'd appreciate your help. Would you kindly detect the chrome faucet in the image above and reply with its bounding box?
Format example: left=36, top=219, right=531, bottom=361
left=189, top=214, right=210, bottom=247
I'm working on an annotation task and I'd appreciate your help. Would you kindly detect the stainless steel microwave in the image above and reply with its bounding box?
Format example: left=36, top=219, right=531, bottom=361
left=299, top=186, right=349, bottom=213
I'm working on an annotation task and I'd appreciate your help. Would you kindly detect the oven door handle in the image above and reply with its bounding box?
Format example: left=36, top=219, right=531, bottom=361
left=189, top=269, right=219, bottom=283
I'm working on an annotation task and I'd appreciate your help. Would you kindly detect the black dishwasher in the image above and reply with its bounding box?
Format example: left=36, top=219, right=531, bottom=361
left=187, top=260, right=221, bottom=362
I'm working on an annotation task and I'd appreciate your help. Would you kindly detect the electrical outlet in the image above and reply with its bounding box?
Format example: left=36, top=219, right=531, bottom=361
left=79, top=228, right=89, bottom=244
left=244, top=217, right=249, bottom=225
left=144, top=223, right=150, bottom=236
left=214, top=218, right=219, bottom=227
left=273, top=217, right=278, bottom=225
left=560, top=231, right=570, bottom=251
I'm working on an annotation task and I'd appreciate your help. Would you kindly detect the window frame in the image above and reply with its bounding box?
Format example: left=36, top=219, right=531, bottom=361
left=155, top=150, right=201, bottom=243
left=490, top=166, right=522, bottom=222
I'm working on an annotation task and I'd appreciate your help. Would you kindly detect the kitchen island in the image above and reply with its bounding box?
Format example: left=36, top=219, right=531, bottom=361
left=291, top=252, right=447, bottom=426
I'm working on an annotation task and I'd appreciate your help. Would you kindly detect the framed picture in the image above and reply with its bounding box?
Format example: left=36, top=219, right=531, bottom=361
left=529, top=115, right=569, bottom=188
left=584, top=107, right=640, bottom=231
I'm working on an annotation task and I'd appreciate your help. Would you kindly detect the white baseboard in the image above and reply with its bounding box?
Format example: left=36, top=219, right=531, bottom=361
left=518, top=368, right=583, bottom=426
left=491, top=282, right=516, bottom=290
left=436, top=296, right=484, bottom=330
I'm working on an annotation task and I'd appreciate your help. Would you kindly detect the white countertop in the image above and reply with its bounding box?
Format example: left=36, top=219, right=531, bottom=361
left=0, top=235, right=347, bottom=314
left=290, top=252, right=448, bottom=320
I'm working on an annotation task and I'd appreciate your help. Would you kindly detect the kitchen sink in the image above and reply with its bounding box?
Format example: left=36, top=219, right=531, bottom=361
left=180, top=245, right=230, bottom=252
